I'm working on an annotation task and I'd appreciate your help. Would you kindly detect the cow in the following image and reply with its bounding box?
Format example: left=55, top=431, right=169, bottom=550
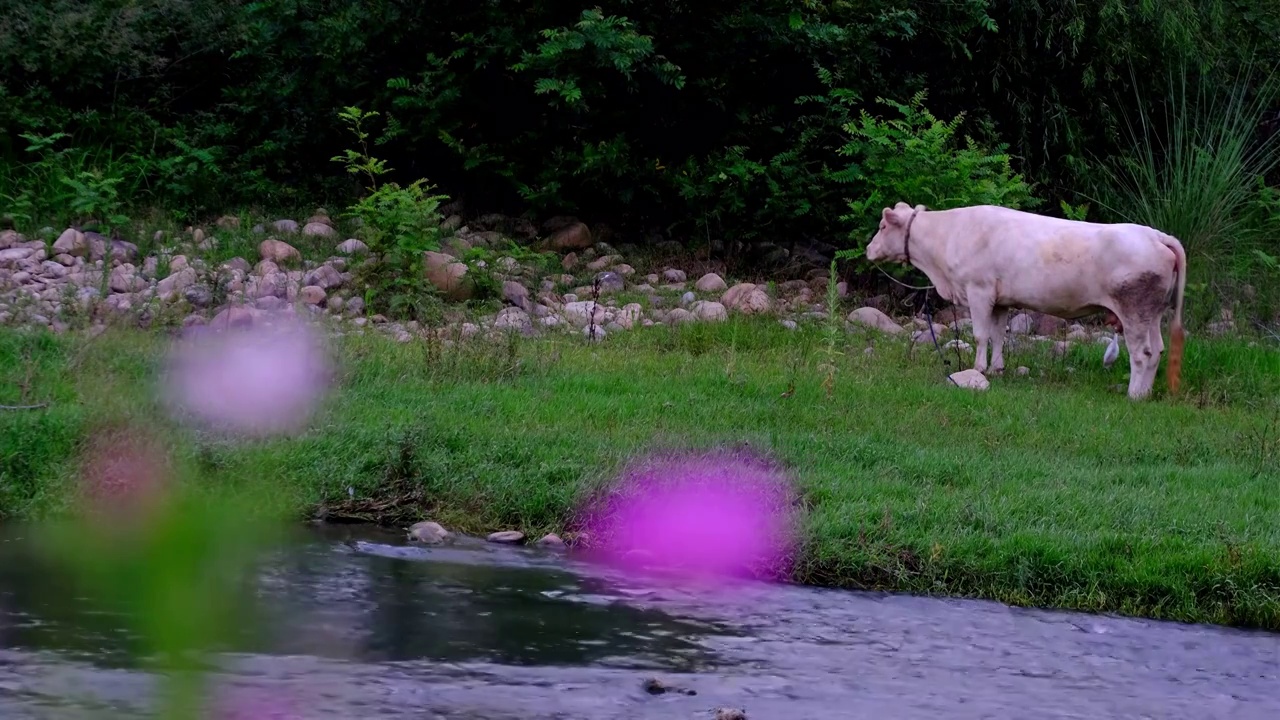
left=865, top=202, right=1187, bottom=400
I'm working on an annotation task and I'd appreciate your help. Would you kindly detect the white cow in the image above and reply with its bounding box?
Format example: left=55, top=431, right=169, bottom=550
left=865, top=202, right=1187, bottom=399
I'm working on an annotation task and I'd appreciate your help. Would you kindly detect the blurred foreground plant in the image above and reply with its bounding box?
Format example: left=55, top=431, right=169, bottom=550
left=31, top=420, right=286, bottom=712
left=34, top=420, right=288, bottom=719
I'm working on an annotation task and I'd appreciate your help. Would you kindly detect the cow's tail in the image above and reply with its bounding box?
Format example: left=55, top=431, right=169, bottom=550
left=1159, top=232, right=1188, bottom=396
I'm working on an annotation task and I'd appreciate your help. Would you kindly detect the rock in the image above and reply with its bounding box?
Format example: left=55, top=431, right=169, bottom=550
left=560, top=252, right=578, bottom=271
left=666, top=308, right=695, bottom=324
left=0, top=247, right=34, bottom=265
left=548, top=221, right=593, bottom=251
left=536, top=533, right=566, bottom=549
left=721, top=283, right=771, bottom=314
left=943, top=339, right=973, bottom=352
left=53, top=228, right=89, bottom=257
left=423, top=250, right=473, bottom=301
left=272, top=219, right=299, bottom=234
left=1008, top=313, right=1035, bottom=335
left=157, top=268, right=197, bottom=299
left=109, top=265, right=145, bottom=293
left=503, top=280, right=531, bottom=311
left=780, top=319, right=798, bottom=331
left=0, top=229, right=20, bottom=249
left=253, top=271, right=290, bottom=299
left=615, top=303, right=643, bottom=329
left=1016, top=366, right=1030, bottom=376
left=487, top=530, right=525, bottom=545
left=1035, top=312, right=1069, bottom=336
left=216, top=215, right=241, bottom=230
left=345, top=297, right=366, bottom=315
left=259, top=239, right=301, bottom=264
left=691, top=300, right=728, bottom=322
left=183, top=285, right=213, bottom=308
left=409, top=521, right=450, bottom=544
left=298, top=286, right=327, bottom=305
left=303, top=264, right=343, bottom=290
left=584, top=324, right=606, bottom=342
left=40, top=261, right=68, bottom=279
left=256, top=295, right=284, bottom=311
left=221, top=257, right=252, bottom=276
left=695, top=272, right=728, bottom=293
left=949, top=369, right=990, bottom=390
left=642, top=678, right=695, bottom=697
left=613, top=263, right=635, bottom=276
left=336, top=238, right=369, bottom=255
left=594, top=271, right=624, bottom=294
left=326, top=296, right=345, bottom=313
left=1052, top=340, right=1072, bottom=357
left=494, top=307, right=532, bottom=332
left=110, top=239, right=139, bottom=263
left=847, top=307, right=905, bottom=335
left=586, top=254, right=620, bottom=272
left=662, top=268, right=687, bottom=283
left=210, top=305, right=256, bottom=329
left=303, top=222, right=336, bottom=238
left=563, top=300, right=605, bottom=328
left=714, top=709, right=747, bottom=720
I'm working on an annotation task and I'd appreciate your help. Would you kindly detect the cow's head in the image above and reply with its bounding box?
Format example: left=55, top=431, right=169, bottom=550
left=866, top=202, right=918, bottom=264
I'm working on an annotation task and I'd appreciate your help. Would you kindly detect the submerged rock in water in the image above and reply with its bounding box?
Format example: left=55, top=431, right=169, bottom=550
left=714, top=709, right=748, bottom=720
left=408, top=521, right=450, bottom=544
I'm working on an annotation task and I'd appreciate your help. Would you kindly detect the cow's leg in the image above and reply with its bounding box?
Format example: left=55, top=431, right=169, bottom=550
left=1121, top=316, right=1160, bottom=399
left=989, top=307, right=1010, bottom=375
left=968, top=287, right=997, bottom=374
left=1114, top=272, right=1174, bottom=399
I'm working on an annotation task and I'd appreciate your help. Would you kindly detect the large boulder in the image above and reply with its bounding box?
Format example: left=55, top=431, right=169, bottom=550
left=847, top=307, right=905, bottom=335
left=548, top=221, right=593, bottom=251
left=259, top=238, right=301, bottom=264
left=423, top=250, right=473, bottom=301
left=721, top=283, right=772, bottom=314
left=695, top=273, right=728, bottom=292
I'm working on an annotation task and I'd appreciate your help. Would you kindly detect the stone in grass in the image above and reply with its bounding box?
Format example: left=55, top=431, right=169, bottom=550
left=536, top=533, right=567, bottom=549
left=948, top=369, right=989, bottom=390
left=487, top=530, right=525, bottom=545
left=408, top=521, right=450, bottom=544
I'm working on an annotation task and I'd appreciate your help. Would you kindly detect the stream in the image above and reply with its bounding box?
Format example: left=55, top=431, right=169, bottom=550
left=1, top=523, right=1277, bottom=719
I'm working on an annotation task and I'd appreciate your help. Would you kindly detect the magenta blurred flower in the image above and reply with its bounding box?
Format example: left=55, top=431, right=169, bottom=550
left=162, top=318, right=333, bottom=437
left=576, top=449, right=800, bottom=586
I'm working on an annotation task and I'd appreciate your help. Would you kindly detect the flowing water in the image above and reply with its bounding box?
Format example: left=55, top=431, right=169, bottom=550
left=1, top=524, right=1278, bottom=719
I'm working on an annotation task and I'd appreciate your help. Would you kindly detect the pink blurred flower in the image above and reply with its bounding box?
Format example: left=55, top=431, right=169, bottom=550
left=576, top=449, right=800, bottom=587
left=162, top=318, right=333, bottom=438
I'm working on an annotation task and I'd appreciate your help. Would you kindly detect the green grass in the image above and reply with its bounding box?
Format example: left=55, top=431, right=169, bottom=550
left=2, top=319, right=1280, bottom=630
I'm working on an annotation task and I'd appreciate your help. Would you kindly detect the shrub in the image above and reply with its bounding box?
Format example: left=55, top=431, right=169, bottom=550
left=833, top=91, right=1036, bottom=271
left=331, top=106, right=449, bottom=321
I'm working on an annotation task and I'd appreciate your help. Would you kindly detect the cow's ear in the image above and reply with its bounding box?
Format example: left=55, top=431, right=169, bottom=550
left=882, top=207, right=902, bottom=227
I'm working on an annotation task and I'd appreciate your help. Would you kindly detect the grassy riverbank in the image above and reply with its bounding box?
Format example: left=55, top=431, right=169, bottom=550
left=3, top=319, right=1280, bottom=630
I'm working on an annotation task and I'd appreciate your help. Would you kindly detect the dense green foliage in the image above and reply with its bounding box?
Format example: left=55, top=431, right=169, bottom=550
left=3, top=0, right=1280, bottom=254
left=3, top=323, right=1280, bottom=629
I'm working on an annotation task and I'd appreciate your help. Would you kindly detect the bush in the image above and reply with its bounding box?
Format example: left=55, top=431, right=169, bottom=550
left=833, top=91, right=1035, bottom=271
left=331, top=107, right=449, bottom=321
